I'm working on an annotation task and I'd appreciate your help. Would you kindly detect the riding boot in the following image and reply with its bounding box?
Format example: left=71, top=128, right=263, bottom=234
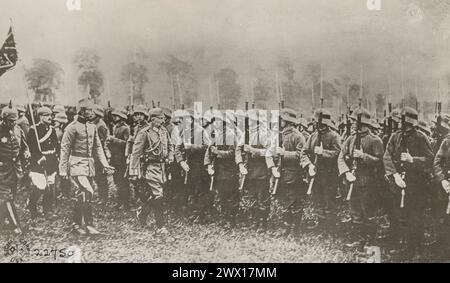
left=28, top=188, right=43, bottom=219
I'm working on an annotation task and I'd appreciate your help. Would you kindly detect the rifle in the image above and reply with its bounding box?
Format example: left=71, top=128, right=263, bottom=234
left=271, top=100, right=284, bottom=195
left=106, top=101, right=114, bottom=135
left=346, top=100, right=362, bottom=201
left=183, top=114, right=194, bottom=185
left=238, top=102, right=250, bottom=192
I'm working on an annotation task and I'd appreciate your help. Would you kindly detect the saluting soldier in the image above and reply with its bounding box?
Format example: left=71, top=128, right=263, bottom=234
left=129, top=108, right=173, bottom=233
left=337, top=108, right=384, bottom=249
left=383, top=106, right=433, bottom=259
left=107, top=108, right=131, bottom=210
left=59, top=98, right=114, bottom=235
left=0, top=104, right=30, bottom=235
left=301, top=109, right=342, bottom=230
left=27, top=106, right=59, bottom=220
left=266, top=108, right=306, bottom=236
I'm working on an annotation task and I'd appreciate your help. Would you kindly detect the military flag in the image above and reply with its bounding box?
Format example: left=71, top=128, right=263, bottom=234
left=0, top=25, right=18, bottom=77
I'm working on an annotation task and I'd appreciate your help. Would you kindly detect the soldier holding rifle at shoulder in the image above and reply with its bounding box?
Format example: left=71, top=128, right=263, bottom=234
left=383, top=106, right=433, bottom=259
left=337, top=108, right=384, bottom=250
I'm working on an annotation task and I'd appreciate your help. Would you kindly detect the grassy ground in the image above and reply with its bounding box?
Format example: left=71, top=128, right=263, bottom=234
left=1, top=190, right=449, bottom=263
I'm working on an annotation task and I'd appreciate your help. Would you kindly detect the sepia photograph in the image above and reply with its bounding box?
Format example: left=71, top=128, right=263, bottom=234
left=0, top=0, right=450, bottom=266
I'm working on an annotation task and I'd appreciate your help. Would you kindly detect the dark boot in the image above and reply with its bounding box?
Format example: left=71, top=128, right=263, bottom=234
left=137, top=201, right=152, bottom=226
left=73, top=199, right=83, bottom=227
left=43, top=185, right=56, bottom=218
left=5, top=201, right=21, bottom=232
left=28, top=188, right=43, bottom=219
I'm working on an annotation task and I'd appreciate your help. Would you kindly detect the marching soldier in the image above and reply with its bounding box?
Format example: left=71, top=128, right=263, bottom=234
left=16, top=104, right=30, bottom=137
left=266, top=108, right=306, bottom=235
left=383, top=106, right=433, bottom=259
left=301, top=109, right=342, bottom=230
left=0, top=104, right=30, bottom=235
left=27, top=106, right=59, bottom=220
left=107, top=108, right=131, bottom=210
left=337, top=108, right=384, bottom=249
left=92, top=105, right=110, bottom=205
left=297, top=117, right=310, bottom=143
left=204, top=111, right=241, bottom=228
left=59, top=98, right=114, bottom=235
left=129, top=108, right=173, bottom=233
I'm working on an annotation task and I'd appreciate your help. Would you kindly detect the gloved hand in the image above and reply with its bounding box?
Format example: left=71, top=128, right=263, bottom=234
left=37, top=156, right=47, bottom=166
left=353, top=149, right=364, bottom=159
left=239, top=163, right=248, bottom=175
left=393, top=172, right=406, bottom=189
left=441, top=179, right=450, bottom=194
left=308, top=164, right=316, bottom=177
left=207, top=164, right=215, bottom=175
left=314, top=144, right=323, bottom=156
left=271, top=166, right=280, bottom=178
left=180, top=160, right=190, bottom=172
left=345, top=171, right=356, bottom=183
left=400, top=152, right=413, bottom=163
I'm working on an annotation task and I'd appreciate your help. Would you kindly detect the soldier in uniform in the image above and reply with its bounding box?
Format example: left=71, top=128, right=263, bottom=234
left=59, top=98, right=114, bottom=235
left=301, top=109, right=342, bottom=231
left=54, top=111, right=70, bottom=199
left=383, top=107, right=433, bottom=259
left=236, top=108, right=271, bottom=231
left=0, top=104, right=30, bottom=235
left=432, top=119, right=450, bottom=255
left=205, top=111, right=242, bottom=228
left=92, top=105, right=110, bottom=205
left=267, top=108, right=306, bottom=235
left=174, top=109, right=212, bottom=223
left=27, top=106, right=59, bottom=220
left=16, top=104, right=30, bottom=137
left=337, top=108, right=384, bottom=249
left=126, top=105, right=149, bottom=208
left=107, top=108, right=131, bottom=210
left=129, top=108, right=173, bottom=233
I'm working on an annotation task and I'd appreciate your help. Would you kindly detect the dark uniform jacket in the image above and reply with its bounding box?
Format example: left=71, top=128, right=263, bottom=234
left=0, top=123, right=29, bottom=198
left=27, top=122, right=59, bottom=174
left=337, top=129, right=384, bottom=187
left=108, top=121, right=130, bottom=167
left=383, top=128, right=433, bottom=193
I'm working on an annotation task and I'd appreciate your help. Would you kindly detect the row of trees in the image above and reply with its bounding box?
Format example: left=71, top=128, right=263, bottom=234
left=23, top=51, right=444, bottom=120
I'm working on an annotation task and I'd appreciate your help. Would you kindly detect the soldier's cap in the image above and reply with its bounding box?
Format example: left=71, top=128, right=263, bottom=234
left=401, top=106, right=418, bottom=126
left=93, top=105, right=104, bottom=118
left=297, top=117, right=308, bottom=129
left=111, top=108, right=128, bottom=120
left=78, top=97, right=94, bottom=109
left=37, top=106, right=52, bottom=116
left=313, top=109, right=334, bottom=128
left=1, top=105, right=18, bottom=120
left=390, top=108, right=402, bottom=123
left=16, top=104, right=26, bottom=113
left=149, top=107, right=164, bottom=119
left=369, top=118, right=381, bottom=130
left=280, top=108, right=299, bottom=124
left=417, top=120, right=431, bottom=135
left=54, top=112, right=68, bottom=124
left=53, top=104, right=65, bottom=114
left=349, top=107, right=372, bottom=126
left=133, top=104, right=149, bottom=117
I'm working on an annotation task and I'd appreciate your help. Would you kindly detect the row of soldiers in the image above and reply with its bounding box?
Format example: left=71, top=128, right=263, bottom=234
left=0, top=97, right=449, bottom=261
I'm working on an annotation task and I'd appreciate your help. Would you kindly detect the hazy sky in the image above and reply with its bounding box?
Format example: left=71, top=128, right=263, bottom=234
left=0, top=0, right=449, bottom=106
